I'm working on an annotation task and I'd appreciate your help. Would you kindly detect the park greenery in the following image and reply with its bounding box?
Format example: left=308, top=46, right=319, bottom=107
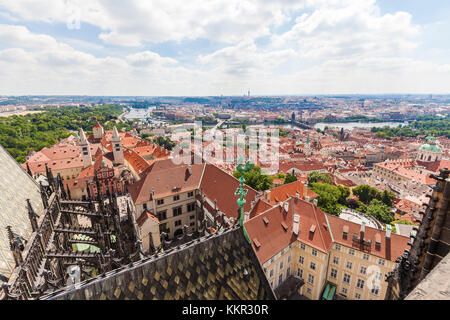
left=0, top=104, right=125, bottom=163
left=352, top=185, right=395, bottom=207
left=306, top=172, right=396, bottom=223
left=309, top=182, right=349, bottom=216
left=154, top=136, right=176, bottom=151
left=371, top=114, right=450, bottom=139
left=307, top=171, right=332, bottom=185
left=233, top=163, right=273, bottom=191
left=284, top=173, right=298, bottom=184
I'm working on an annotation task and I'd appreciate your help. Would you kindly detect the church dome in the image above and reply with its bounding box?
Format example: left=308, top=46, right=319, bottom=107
left=419, top=136, right=442, bottom=153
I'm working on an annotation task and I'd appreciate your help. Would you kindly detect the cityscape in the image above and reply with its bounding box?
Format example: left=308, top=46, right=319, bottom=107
left=0, top=0, right=449, bottom=310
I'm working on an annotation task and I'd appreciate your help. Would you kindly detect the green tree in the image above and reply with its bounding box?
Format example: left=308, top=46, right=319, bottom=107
left=310, top=182, right=342, bottom=216
left=307, top=171, right=332, bottom=185
left=379, top=190, right=395, bottom=207
left=233, top=164, right=273, bottom=191
left=284, top=173, right=298, bottom=184
left=365, top=199, right=394, bottom=224
left=337, top=185, right=350, bottom=205
left=353, top=185, right=379, bottom=205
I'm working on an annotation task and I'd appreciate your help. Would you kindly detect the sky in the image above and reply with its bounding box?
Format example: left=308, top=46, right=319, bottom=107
left=0, top=0, right=450, bottom=96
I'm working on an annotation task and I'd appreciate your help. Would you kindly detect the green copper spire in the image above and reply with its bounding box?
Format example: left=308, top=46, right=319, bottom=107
left=234, top=157, right=252, bottom=243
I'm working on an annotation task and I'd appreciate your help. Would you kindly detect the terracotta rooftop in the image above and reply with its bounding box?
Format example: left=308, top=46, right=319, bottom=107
left=200, top=164, right=258, bottom=221
left=265, top=180, right=318, bottom=205
left=128, top=163, right=205, bottom=204
left=326, top=214, right=410, bottom=262
left=245, top=197, right=333, bottom=263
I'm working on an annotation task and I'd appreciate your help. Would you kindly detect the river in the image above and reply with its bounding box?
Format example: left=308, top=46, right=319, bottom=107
left=312, top=121, right=409, bottom=130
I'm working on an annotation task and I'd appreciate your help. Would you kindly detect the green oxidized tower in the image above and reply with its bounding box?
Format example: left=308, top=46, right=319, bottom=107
left=234, top=158, right=252, bottom=243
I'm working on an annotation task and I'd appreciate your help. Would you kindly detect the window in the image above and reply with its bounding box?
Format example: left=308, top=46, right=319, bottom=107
left=330, top=268, right=337, bottom=279
left=173, top=206, right=182, bottom=217
left=306, top=288, right=312, bottom=295
left=278, top=274, right=283, bottom=285
left=157, top=199, right=164, bottom=205
left=269, top=269, right=274, bottom=278
left=187, top=202, right=196, bottom=212
left=363, top=253, right=369, bottom=261
left=360, top=266, right=367, bottom=275
left=297, top=268, right=303, bottom=278
left=143, top=203, right=147, bottom=210
left=286, top=267, right=291, bottom=276
left=310, top=262, right=316, bottom=271
left=157, top=210, right=167, bottom=221
left=335, top=244, right=341, bottom=251
left=279, top=262, right=284, bottom=270
left=159, top=223, right=168, bottom=233
left=281, top=249, right=285, bottom=255
left=173, top=195, right=180, bottom=201
left=270, top=281, right=273, bottom=288
left=343, top=273, right=351, bottom=284
left=189, top=222, right=195, bottom=227
left=312, top=249, right=318, bottom=256
left=371, top=284, right=380, bottom=296
left=341, top=287, right=347, bottom=295
left=288, top=255, right=291, bottom=263
left=349, top=249, right=355, bottom=256
left=300, top=243, right=306, bottom=250
left=189, top=215, right=195, bottom=220
left=270, top=257, right=274, bottom=264
left=188, top=191, right=194, bottom=197
left=355, top=293, right=361, bottom=300
left=299, top=256, right=304, bottom=264
left=375, top=272, right=382, bottom=280
left=308, top=274, right=314, bottom=285
left=174, top=220, right=182, bottom=227
left=378, top=259, right=385, bottom=266
left=346, top=261, right=352, bottom=270
left=356, top=279, right=365, bottom=290
left=333, top=256, right=339, bottom=265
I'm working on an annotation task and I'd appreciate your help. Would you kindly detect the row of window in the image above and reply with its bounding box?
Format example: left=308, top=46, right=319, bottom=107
left=330, top=268, right=381, bottom=295
left=154, top=191, right=195, bottom=206
left=153, top=203, right=196, bottom=221
left=334, top=244, right=386, bottom=266
left=160, top=217, right=197, bottom=233
left=340, top=284, right=380, bottom=297
left=299, top=243, right=318, bottom=256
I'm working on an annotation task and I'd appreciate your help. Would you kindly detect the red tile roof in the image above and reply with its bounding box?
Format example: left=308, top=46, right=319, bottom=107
left=200, top=164, right=258, bottom=221
left=326, top=214, right=410, bottom=262
left=265, top=180, right=318, bottom=204
left=128, top=163, right=204, bottom=204
left=245, top=197, right=333, bottom=263
left=136, top=209, right=159, bottom=227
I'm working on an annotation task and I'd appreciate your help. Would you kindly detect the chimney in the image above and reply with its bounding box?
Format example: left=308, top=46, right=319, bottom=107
left=185, top=165, right=192, bottom=181
left=385, top=225, right=392, bottom=261
left=360, top=222, right=365, bottom=239
left=265, top=190, right=271, bottom=200
left=305, top=196, right=310, bottom=202
left=303, top=183, right=308, bottom=198
left=313, top=198, right=318, bottom=206
left=293, top=214, right=300, bottom=236
left=284, top=201, right=289, bottom=213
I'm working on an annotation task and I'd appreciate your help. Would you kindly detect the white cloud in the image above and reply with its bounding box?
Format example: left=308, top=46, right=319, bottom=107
left=0, top=1, right=449, bottom=95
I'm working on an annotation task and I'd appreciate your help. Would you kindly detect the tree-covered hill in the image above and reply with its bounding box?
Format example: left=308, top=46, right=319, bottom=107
left=0, top=104, right=125, bottom=163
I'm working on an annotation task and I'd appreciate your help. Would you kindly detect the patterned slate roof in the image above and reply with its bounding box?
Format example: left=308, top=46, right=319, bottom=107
left=43, top=226, right=275, bottom=300
left=0, top=145, right=43, bottom=283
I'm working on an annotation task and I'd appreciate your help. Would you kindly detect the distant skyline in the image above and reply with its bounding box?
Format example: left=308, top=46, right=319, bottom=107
left=1, top=0, right=450, bottom=96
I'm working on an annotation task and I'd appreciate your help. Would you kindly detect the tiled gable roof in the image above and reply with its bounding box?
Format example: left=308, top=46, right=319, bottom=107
left=245, top=198, right=333, bottom=263
left=43, top=226, right=275, bottom=300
